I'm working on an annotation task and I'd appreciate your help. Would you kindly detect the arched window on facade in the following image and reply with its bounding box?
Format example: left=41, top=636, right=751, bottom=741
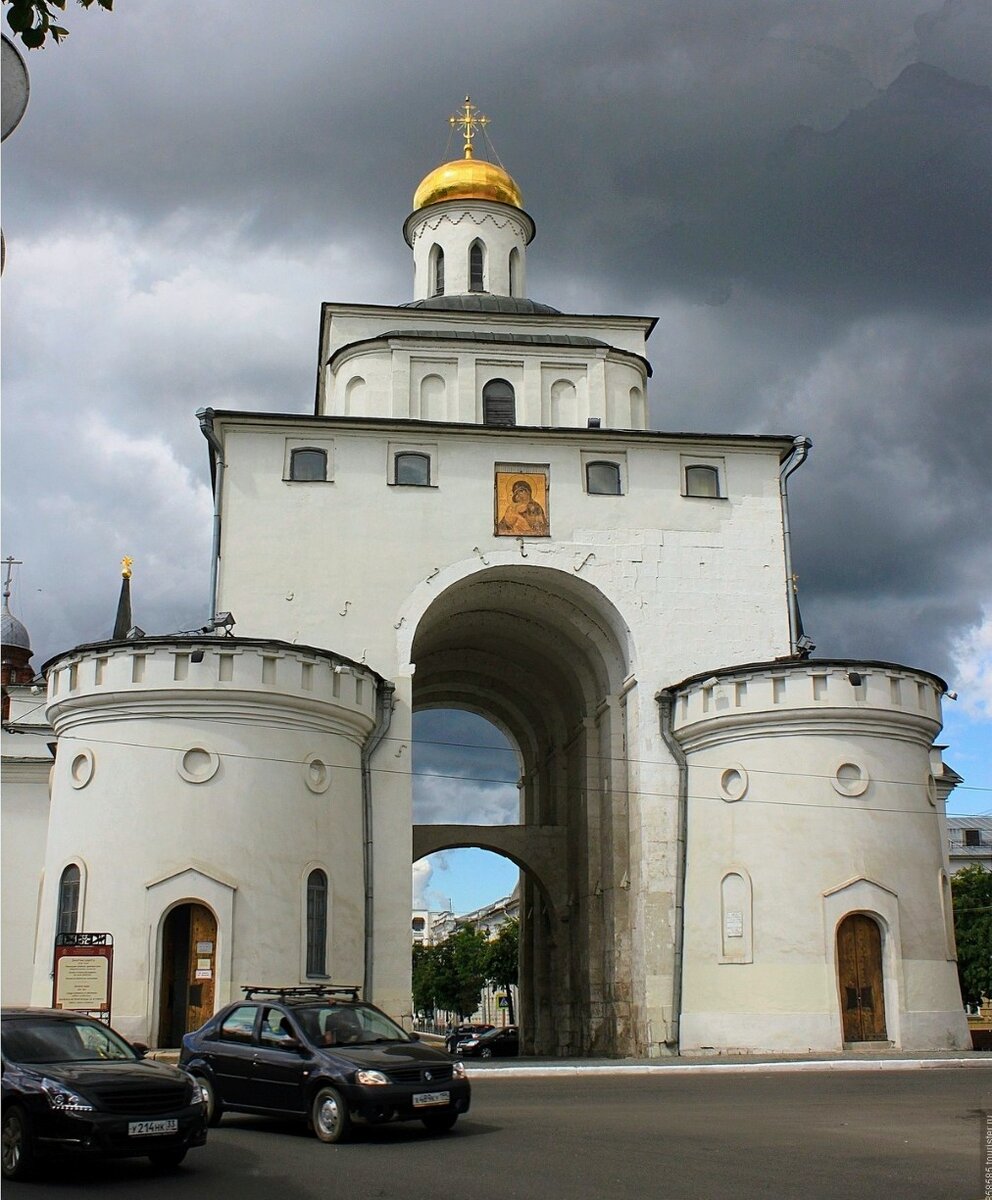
left=57, top=864, right=81, bottom=935
left=586, top=461, right=622, bottom=495
left=290, top=448, right=327, bottom=482
left=395, top=452, right=431, bottom=486
left=430, top=245, right=445, bottom=296
left=306, top=869, right=328, bottom=977
left=685, top=464, right=721, bottom=498
left=483, top=379, right=516, bottom=427
left=509, top=247, right=521, bottom=297
left=469, top=240, right=485, bottom=292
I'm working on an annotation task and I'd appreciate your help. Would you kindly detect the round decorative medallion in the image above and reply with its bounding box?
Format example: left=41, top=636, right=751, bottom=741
left=926, top=774, right=937, bottom=806
left=304, top=754, right=330, bottom=794
left=178, top=746, right=220, bottom=784
left=832, top=761, right=869, bottom=797
left=69, top=748, right=94, bottom=789
left=719, top=766, right=749, bottom=802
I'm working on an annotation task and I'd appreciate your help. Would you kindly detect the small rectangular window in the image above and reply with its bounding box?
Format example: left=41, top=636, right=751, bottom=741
left=685, top=464, right=720, bottom=497
left=290, top=448, right=327, bottom=482
left=388, top=442, right=437, bottom=486
left=964, top=829, right=982, bottom=847
left=395, top=452, right=431, bottom=486
left=585, top=461, right=622, bottom=495
left=284, top=439, right=333, bottom=482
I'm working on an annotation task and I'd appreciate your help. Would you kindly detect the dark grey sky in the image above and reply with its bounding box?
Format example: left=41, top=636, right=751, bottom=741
left=3, top=2, right=990, bottom=843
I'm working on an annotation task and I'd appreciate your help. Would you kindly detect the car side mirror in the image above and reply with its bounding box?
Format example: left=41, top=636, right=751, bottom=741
left=131, top=1042, right=149, bottom=1059
left=408, top=1031, right=420, bottom=1040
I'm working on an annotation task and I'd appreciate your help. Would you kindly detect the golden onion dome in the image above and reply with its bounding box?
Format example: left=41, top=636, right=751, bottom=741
left=413, top=154, right=523, bottom=211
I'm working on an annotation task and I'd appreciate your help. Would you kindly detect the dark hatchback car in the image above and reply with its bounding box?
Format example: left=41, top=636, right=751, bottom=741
left=1, top=1008, right=207, bottom=1181
left=180, top=986, right=470, bottom=1143
left=455, top=1025, right=519, bottom=1059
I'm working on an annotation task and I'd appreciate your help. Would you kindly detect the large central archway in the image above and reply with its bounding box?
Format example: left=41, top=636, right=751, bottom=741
left=411, top=566, right=635, bottom=1056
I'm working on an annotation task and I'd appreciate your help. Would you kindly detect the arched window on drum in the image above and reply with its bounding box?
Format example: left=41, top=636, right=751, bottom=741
left=483, top=379, right=515, bottom=427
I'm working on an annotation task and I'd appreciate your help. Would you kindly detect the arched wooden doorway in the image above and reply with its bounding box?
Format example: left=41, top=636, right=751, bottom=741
left=158, top=903, right=217, bottom=1048
left=836, top=913, right=887, bottom=1042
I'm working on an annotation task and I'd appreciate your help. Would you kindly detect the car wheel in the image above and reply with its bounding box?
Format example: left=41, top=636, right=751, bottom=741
left=480, top=1047, right=493, bottom=1059
left=195, top=1074, right=223, bottom=1126
left=311, top=1086, right=350, bottom=1144
left=421, top=1111, right=458, bottom=1134
left=148, top=1147, right=187, bottom=1170
left=2, top=1106, right=35, bottom=1181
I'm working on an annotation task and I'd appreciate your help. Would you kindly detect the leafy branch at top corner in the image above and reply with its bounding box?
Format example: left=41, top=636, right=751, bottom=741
left=4, top=0, right=113, bottom=50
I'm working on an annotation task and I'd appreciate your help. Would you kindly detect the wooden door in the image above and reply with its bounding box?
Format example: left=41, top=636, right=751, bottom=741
left=158, top=903, right=217, bottom=1047
left=836, top=913, right=887, bottom=1042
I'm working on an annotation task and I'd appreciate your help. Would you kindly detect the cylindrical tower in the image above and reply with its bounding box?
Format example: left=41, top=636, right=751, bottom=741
left=667, top=659, right=969, bottom=1053
left=35, top=637, right=382, bottom=1046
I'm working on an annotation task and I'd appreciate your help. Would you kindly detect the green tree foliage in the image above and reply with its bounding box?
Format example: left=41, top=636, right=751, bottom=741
left=484, top=919, right=518, bottom=1023
left=411, top=942, right=438, bottom=1019
left=5, top=0, right=112, bottom=50
left=412, top=921, right=520, bottom=1022
left=951, top=865, right=992, bottom=1006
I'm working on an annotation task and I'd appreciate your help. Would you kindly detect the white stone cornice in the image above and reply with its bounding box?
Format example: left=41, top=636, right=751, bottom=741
left=1, top=759, right=52, bottom=783
left=47, top=690, right=375, bottom=744
left=674, top=705, right=940, bottom=753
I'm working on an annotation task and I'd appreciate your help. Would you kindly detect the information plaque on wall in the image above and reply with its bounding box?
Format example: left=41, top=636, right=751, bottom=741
left=52, top=932, right=114, bottom=1024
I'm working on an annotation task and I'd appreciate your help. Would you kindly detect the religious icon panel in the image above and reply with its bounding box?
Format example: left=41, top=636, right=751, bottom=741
left=495, top=469, right=549, bottom=537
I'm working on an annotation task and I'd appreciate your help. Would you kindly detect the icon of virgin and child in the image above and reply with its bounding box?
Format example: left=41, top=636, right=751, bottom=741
left=496, top=474, right=549, bottom=536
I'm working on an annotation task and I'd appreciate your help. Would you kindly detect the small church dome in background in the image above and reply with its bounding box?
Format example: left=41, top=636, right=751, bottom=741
left=1, top=607, right=31, bottom=652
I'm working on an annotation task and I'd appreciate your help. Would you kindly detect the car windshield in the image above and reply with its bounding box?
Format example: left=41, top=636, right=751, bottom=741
left=2, top=1016, right=136, bottom=1064
left=294, top=1002, right=411, bottom=1047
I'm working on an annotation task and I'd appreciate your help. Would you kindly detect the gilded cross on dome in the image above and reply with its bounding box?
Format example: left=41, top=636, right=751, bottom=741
left=449, top=96, right=489, bottom=159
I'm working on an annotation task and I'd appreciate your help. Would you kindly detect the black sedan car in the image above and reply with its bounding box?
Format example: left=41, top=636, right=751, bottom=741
left=444, top=1023, right=494, bottom=1055
left=180, top=985, right=470, bottom=1143
left=1, top=1007, right=208, bottom=1180
left=455, top=1025, right=519, bottom=1058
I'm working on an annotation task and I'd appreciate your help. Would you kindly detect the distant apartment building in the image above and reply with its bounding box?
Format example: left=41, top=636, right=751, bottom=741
left=946, top=817, right=992, bottom=873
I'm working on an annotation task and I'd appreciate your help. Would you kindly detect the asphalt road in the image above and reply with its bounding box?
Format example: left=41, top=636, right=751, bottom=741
left=15, top=1069, right=991, bottom=1200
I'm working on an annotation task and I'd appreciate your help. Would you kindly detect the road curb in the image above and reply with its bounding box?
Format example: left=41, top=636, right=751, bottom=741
left=464, top=1057, right=992, bottom=1078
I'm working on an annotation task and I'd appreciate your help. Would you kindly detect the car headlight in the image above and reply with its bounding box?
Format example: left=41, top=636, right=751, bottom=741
left=461, top=1040, right=479, bottom=1049
left=40, top=1077, right=94, bottom=1112
left=355, top=1069, right=390, bottom=1086
left=452, top=1061, right=467, bottom=1079
left=178, top=1069, right=205, bottom=1105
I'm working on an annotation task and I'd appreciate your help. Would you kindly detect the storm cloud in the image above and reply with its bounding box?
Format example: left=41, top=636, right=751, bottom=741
left=3, top=0, right=990, bottom=730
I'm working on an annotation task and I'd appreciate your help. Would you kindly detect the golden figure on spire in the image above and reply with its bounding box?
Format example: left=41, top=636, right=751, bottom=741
left=121, top=556, right=133, bottom=579
left=449, top=96, right=489, bottom=159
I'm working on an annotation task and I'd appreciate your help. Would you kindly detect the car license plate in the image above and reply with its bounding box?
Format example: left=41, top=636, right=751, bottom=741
left=412, top=1091, right=450, bottom=1108
left=128, top=1119, right=178, bottom=1137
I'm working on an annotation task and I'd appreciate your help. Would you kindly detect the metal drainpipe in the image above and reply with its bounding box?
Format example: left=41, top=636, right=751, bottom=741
left=196, top=408, right=225, bottom=624
left=362, top=680, right=395, bottom=1002
left=778, top=435, right=812, bottom=655
left=656, top=688, right=687, bottom=1054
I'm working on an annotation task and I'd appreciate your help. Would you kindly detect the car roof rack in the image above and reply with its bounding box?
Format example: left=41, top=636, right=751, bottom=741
left=241, top=984, right=361, bottom=1001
